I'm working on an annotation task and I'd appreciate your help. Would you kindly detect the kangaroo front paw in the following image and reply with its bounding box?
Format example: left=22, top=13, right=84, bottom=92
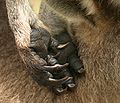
left=29, top=28, right=75, bottom=93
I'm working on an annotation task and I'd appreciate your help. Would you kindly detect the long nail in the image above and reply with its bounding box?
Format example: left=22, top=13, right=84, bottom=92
left=57, top=42, right=69, bottom=49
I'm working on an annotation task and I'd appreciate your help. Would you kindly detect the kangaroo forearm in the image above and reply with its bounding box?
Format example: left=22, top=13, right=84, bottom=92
left=39, top=1, right=67, bottom=36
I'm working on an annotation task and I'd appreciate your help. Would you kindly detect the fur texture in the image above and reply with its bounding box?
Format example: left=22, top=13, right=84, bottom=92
left=0, top=0, right=120, bottom=103
left=41, top=0, right=120, bottom=103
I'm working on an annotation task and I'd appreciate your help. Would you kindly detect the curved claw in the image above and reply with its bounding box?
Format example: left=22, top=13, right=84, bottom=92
left=53, top=86, right=67, bottom=94
left=47, top=76, right=73, bottom=87
left=55, top=87, right=66, bottom=93
left=78, top=68, right=85, bottom=74
left=68, top=83, right=76, bottom=88
left=57, top=42, right=69, bottom=49
left=64, top=77, right=76, bottom=88
left=44, top=63, right=69, bottom=72
left=51, top=77, right=75, bottom=94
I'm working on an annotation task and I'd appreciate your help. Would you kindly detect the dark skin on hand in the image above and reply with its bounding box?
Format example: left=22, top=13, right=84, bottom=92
left=30, top=28, right=84, bottom=94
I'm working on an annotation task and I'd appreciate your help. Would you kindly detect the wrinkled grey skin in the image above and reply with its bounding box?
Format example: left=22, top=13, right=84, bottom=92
left=28, top=0, right=85, bottom=93
left=30, top=27, right=84, bottom=93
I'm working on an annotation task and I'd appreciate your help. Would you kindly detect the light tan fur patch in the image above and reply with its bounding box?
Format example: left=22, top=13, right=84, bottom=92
left=80, top=0, right=96, bottom=15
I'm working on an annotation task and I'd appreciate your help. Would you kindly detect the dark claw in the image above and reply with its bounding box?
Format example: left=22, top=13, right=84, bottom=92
left=44, top=63, right=69, bottom=72
left=47, top=76, right=73, bottom=87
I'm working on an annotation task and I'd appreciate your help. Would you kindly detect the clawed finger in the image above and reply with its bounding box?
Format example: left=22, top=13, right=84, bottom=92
left=44, top=63, right=69, bottom=72
left=52, top=77, right=75, bottom=94
left=47, top=76, right=73, bottom=86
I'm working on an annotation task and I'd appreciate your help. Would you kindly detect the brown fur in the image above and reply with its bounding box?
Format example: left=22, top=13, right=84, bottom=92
left=0, top=0, right=120, bottom=103
left=40, top=0, right=120, bottom=103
